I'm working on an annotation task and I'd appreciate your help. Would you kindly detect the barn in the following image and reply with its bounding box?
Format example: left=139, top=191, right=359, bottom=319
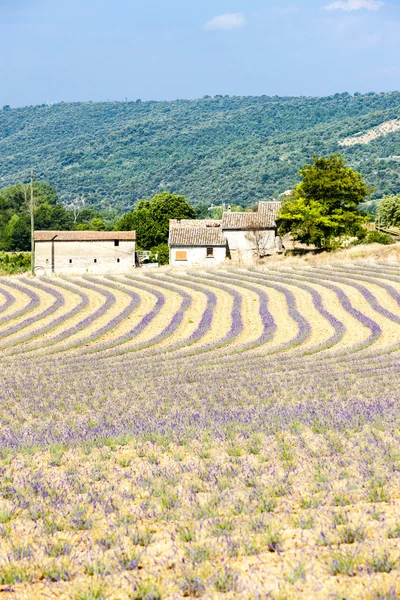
left=34, top=230, right=136, bottom=275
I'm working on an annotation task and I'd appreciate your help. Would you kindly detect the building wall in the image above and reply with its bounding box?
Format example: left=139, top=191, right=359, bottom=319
left=35, top=240, right=136, bottom=275
left=169, top=245, right=226, bottom=267
left=223, top=229, right=276, bottom=252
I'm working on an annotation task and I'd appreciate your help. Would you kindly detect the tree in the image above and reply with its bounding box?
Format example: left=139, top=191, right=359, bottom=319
left=151, top=243, right=169, bottom=265
left=376, top=194, right=400, bottom=227
left=147, top=192, right=196, bottom=243
left=91, top=218, right=106, bottom=231
left=1, top=214, right=31, bottom=251
left=35, top=203, right=73, bottom=230
left=278, top=155, right=371, bottom=249
left=115, top=192, right=196, bottom=249
left=245, top=216, right=276, bottom=259
left=0, top=182, right=72, bottom=251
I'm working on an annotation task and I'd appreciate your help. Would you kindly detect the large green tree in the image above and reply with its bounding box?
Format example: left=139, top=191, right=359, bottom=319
left=376, top=194, right=400, bottom=227
left=0, top=182, right=72, bottom=251
left=115, top=192, right=196, bottom=249
left=278, top=155, right=371, bottom=249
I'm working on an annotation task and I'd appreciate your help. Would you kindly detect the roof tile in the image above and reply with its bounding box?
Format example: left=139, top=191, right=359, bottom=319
left=34, top=230, right=136, bottom=242
left=169, top=228, right=226, bottom=246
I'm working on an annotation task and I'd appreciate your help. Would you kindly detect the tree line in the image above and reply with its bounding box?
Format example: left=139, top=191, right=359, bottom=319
left=1, top=154, right=398, bottom=267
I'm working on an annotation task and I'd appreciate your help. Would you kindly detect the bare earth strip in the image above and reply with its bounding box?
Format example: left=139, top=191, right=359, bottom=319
left=339, top=119, right=400, bottom=147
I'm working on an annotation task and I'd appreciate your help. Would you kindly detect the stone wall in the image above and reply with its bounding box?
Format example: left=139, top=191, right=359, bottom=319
left=35, top=240, right=136, bottom=275
left=169, top=245, right=227, bottom=267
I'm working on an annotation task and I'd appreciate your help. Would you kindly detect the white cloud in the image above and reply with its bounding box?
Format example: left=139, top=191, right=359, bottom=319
left=204, top=13, right=247, bottom=31
left=324, top=0, right=384, bottom=11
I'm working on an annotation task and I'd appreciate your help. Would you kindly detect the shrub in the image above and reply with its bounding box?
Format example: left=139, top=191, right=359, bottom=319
left=75, top=589, right=105, bottom=600
left=265, top=529, right=283, bottom=553
left=285, top=563, right=306, bottom=585
left=388, top=524, right=400, bottom=539
left=330, top=551, right=357, bottom=576
left=0, top=565, right=30, bottom=585
left=338, top=525, right=365, bottom=544
left=213, top=567, right=238, bottom=592
left=368, top=552, right=396, bottom=573
left=180, top=575, right=206, bottom=597
left=363, top=231, right=394, bottom=245
left=132, top=583, right=161, bottom=600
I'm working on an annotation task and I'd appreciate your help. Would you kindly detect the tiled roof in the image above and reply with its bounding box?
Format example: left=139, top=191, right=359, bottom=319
left=221, top=202, right=281, bottom=230
left=34, top=231, right=136, bottom=242
left=258, top=201, right=281, bottom=227
left=169, top=219, right=222, bottom=228
left=169, top=227, right=226, bottom=246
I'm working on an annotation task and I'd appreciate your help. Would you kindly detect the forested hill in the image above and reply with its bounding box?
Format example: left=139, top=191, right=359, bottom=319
left=1, top=92, right=400, bottom=210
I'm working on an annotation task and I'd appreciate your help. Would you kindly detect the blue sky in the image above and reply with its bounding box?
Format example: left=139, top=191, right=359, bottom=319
left=1, top=0, right=399, bottom=107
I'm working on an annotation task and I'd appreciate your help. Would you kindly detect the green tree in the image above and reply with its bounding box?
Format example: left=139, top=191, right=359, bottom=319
left=115, top=192, right=195, bottom=249
left=35, top=203, right=73, bottom=230
left=1, top=214, right=31, bottom=251
left=376, top=194, right=400, bottom=227
left=91, top=218, right=106, bottom=231
left=151, top=243, right=169, bottom=265
left=278, top=155, right=371, bottom=249
left=0, top=181, right=72, bottom=251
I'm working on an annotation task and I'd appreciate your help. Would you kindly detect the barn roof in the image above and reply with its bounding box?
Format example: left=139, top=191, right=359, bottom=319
left=169, top=219, right=222, bottom=228
left=34, top=231, right=136, bottom=242
left=258, top=201, right=281, bottom=226
left=221, top=202, right=281, bottom=230
left=169, top=227, right=226, bottom=247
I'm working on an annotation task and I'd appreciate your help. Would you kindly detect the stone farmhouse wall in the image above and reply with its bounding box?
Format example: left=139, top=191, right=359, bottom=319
left=224, top=229, right=276, bottom=264
left=169, top=245, right=227, bottom=267
left=35, top=240, right=136, bottom=275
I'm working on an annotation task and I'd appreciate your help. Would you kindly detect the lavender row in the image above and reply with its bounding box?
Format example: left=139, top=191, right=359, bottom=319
left=266, top=268, right=382, bottom=355
left=0, top=279, right=40, bottom=326
left=148, top=273, right=217, bottom=346
left=331, top=264, right=400, bottom=309
left=192, top=270, right=277, bottom=352
left=1, top=333, right=400, bottom=449
left=0, top=279, right=64, bottom=341
left=164, top=272, right=244, bottom=356
left=0, top=284, right=15, bottom=315
left=3, top=278, right=92, bottom=356
left=79, top=275, right=191, bottom=358
left=233, top=268, right=346, bottom=355
left=307, top=266, right=400, bottom=325
left=241, top=269, right=312, bottom=353
left=76, top=276, right=142, bottom=355
left=0, top=279, right=70, bottom=352
left=40, top=277, right=117, bottom=355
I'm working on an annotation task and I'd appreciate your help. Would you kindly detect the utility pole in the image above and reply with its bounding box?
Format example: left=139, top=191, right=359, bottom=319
left=30, top=171, right=35, bottom=276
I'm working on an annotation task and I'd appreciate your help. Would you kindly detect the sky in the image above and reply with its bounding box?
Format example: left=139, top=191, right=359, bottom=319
left=0, top=0, right=399, bottom=107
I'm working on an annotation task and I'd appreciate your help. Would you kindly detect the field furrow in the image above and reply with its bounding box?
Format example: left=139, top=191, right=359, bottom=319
left=1, top=265, right=400, bottom=599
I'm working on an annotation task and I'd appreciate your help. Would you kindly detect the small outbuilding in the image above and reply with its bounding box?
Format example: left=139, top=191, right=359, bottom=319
left=34, top=230, right=136, bottom=275
left=169, top=222, right=227, bottom=267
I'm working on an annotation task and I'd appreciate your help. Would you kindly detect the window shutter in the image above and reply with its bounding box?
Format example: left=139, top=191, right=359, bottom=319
left=176, top=251, right=187, bottom=261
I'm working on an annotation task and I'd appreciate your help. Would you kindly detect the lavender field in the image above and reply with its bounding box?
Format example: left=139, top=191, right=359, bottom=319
left=1, top=264, right=400, bottom=599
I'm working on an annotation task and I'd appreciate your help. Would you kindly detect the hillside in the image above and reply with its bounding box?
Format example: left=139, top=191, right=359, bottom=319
left=1, top=92, right=400, bottom=210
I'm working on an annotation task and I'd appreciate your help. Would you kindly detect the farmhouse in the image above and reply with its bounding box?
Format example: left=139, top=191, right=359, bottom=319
left=169, top=201, right=282, bottom=266
left=34, top=230, right=136, bottom=275
left=169, top=220, right=227, bottom=267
